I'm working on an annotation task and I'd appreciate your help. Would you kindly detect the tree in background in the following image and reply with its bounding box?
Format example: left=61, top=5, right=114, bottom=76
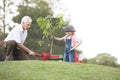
left=96, top=53, right=118, bottom=67
left=88, top=53, right=118, bottom=67
left=0, top=0, right=16, bottom=35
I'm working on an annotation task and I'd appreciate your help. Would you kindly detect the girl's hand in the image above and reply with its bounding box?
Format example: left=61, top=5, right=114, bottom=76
left=70, top=48, right=74, bottom=51
left=51, top=36, right=54, bottom=40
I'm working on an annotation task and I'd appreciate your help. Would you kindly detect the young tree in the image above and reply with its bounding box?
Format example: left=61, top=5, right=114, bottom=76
left=37, top=14, right=67, bottom=54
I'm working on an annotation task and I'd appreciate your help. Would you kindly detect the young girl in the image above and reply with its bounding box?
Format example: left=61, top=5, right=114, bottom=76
left=53, top=25, right=81, bottom=62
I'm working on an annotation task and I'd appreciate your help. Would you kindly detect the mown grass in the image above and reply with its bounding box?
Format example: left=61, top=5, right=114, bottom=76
left=0, top=60, right=120, bottom=80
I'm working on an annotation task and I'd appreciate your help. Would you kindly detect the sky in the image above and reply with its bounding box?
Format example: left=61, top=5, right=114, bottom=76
left=59, top=0, right=120, bottom=63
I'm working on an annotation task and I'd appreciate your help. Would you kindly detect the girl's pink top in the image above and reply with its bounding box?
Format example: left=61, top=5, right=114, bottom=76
left=63, top=35, right=79, bottom=48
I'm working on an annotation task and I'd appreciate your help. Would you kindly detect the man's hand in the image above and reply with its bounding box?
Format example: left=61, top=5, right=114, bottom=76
left=29, top=50, right=35, bottom=56
left=34, top=53, right=41, bottom=57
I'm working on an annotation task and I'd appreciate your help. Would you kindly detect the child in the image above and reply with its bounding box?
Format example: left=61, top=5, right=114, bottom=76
left=53, top=25, right=81, bottom=62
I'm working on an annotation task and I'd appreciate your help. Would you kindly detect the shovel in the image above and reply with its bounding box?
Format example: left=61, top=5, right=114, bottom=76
left=34, top=52, right=50, bottom=61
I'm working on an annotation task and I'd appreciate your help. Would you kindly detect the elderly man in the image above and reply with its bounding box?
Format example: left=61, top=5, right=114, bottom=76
left=2, top=16, right=36, bottom=61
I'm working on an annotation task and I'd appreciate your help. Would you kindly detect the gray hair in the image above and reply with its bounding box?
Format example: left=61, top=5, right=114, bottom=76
left=21, top=16, right=32, bottom=23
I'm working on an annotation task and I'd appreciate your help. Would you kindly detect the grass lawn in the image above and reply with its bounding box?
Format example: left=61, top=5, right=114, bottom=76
left=0, top=60, right=120, bottom=80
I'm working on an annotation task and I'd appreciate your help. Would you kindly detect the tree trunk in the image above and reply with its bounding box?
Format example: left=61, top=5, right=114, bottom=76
left=50, top=38, right=54, bottom=55
left=3, top=0, right=6, bottom=34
